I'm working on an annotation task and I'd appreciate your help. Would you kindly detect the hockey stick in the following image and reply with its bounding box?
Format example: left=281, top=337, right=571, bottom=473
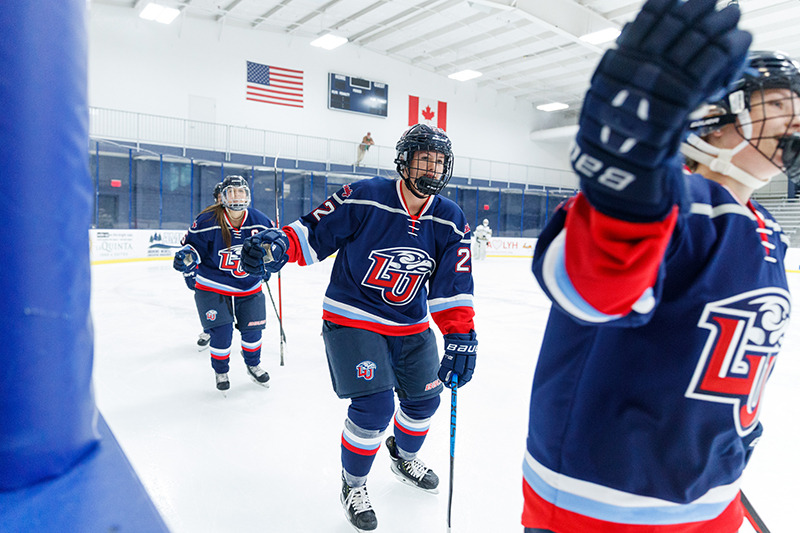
left=447, top=374, right=458, bottom=532
left=273, top=152, right=285, bottom=366
left=264, top=281, right=286, bottom=345
left=741, top=491, right=770, bottom=533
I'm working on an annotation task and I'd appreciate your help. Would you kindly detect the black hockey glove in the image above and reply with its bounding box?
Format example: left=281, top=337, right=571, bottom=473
left=241, top=228, right=290, bottom=278
left=438, top=331, right=477, bottom=389
left=173, top=245, right=198, bottom=273
left=574, top=0, right=751, bottom=221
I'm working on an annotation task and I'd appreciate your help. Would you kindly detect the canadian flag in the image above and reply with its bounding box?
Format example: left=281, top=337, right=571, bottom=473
left=408, top=95, right=447, bottom=131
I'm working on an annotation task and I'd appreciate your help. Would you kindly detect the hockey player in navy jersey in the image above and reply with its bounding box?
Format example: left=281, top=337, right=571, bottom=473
left=173, top=175, right=275, bottom=393
left=522, top=1, right=800, bottom=532
left=240, top=124, right=477, bottom=532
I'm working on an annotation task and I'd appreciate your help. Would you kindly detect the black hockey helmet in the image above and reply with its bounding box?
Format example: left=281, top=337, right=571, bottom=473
left=683, top=50, right=800, bottom=187
left=394, top=123, right=454, bottom=197
left=220, top=175, right=251, bottom=211
left=213, top=181, right=223, bottom=201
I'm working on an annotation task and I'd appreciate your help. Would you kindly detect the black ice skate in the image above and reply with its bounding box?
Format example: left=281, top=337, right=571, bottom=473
left=246, top=364, right=270, bottom=387
left=385, top=436, right=439, bottom=493
left=215, top=372, right=230, bottom=396
left=341, top=476, right=377, bottom=532
left=197, top=332, right=211, bottom=351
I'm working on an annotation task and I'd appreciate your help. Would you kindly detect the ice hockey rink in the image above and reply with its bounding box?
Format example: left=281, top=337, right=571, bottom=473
left=90, top=254, right=799, bottom=533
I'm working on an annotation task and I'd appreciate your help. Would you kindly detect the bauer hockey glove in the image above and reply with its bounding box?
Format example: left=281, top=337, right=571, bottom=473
left=241, top=228, right=290, bottom=277
left=173, top=245, right=198, bottom=273
left=438, top=331, right=477, bottom=388
left=573, top=0, right=751, bottom=221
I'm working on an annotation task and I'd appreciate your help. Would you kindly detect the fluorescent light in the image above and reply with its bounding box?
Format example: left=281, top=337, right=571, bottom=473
left=448, top=70, right=482, bottom=82
left=310, top=34, right=348, bottom=50
left=139, top=3, right=180, bottom=24
left=537, top=102, right=569, bottom=112
left=579, top=27, right=621, bottom=45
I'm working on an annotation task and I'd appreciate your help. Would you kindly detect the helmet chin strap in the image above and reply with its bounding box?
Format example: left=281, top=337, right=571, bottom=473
left=681, top=109, right=772, bottom=191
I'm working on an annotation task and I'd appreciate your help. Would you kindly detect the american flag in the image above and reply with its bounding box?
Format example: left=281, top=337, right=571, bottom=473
left=246, top=61, right=304, bottom=108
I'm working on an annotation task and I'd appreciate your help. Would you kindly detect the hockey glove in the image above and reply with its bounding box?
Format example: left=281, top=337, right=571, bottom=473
left=173, top=245, right=198, bottom=273
left=573, top=0, right=751, bottom=221
left=241, top=228, right=290, bottom=277
left=438, top=331, right=477, bottom=389
left=183, top=271, right=196, bottom=291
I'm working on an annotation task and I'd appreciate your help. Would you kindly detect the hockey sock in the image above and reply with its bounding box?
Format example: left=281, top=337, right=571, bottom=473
left=240, top=329, right=263, bottom=366
left=341, top=391, right=394, bottom=483
left=393, top=396, right=440, bottom=459
left=341, top=418, right=384, bottom=485
left=208, top=323, right=234, bottom=373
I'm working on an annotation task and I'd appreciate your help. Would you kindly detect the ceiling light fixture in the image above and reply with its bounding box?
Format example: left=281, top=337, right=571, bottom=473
left=448, top=69, right=482, bottom=82
left=310, top=34, right=348, bottom=50
left=579, top=27, right=621, bottom=45
left=536, top=102, right=569, bottom=112
left=139, top=2, right=181, bottom=24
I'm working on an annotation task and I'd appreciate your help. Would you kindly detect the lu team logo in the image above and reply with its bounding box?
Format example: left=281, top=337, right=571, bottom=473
left=218, top=244, right=249, bottom=278
left=686, top=288, right=790, bottom=436
left=356, top=361, right=377, bottom=381
left=362, top=247, right=435, bottom=306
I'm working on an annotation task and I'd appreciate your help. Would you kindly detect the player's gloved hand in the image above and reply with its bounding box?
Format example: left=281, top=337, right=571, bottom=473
left=173, top=245, right=198, bottom=273
left=573, top=0, right=751, bottom=221
left=183, top=271, right=196, bottom=291
left=438, top=331, right=477, bottom=388
left=241, top=228, right=290, bottom=277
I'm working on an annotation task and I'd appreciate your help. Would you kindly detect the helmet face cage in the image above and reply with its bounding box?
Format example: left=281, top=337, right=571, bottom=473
left=220, top=175, right=251, bottom=211
left=394, top=124, right=454, bottom=196
left=715, top=51, right=800, bottom=178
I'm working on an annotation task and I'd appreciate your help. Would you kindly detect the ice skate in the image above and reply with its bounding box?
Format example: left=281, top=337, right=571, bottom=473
left=341, top=476, right=377, bottom=532
left=246, top=364, right=270, bottom=387
left=215, top=372, right=230, bottom=396
left=385, top=436, right=439, bottom=493
left=196, top=332, right=211, bottom=351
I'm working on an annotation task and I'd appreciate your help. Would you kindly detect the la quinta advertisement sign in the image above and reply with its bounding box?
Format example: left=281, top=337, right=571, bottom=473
left=90, top=230, right=185, bottom=263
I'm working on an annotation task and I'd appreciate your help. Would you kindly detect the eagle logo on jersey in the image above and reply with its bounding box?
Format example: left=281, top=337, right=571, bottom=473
left=362, top=247, right=435, bottom=306
left=218, top=245, right=249, bottom=278
left=686, top=288, right=790, bottom=436
left=356, top=360, right=376, bottom=381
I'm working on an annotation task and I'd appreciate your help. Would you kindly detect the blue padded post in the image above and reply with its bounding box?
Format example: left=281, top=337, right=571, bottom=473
left=0, top=0, right=99, bottom=490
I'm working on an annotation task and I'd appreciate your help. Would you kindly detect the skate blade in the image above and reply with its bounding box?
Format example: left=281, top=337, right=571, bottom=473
left=389, top=466, right=439, bottom=494
left=197, top=344, right=210, bottom=352
left=248, top=376, right=270, bottom=388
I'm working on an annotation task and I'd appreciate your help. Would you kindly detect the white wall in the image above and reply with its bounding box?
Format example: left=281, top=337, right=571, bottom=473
left=87, top=3, right=574, bottom=180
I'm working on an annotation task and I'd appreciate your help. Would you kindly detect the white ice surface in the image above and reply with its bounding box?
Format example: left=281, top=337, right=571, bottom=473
left=91, top=258, right=798, bottom=533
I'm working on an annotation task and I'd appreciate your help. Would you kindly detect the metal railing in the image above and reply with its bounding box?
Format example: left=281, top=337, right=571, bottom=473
left=89, top=107, right=577, bottom=189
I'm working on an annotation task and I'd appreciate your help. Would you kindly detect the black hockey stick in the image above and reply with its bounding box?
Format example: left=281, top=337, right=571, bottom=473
left=264, top=281, right=286, bottom=346
left=741, top=491, right=770, bottom=533
left=447, top=374, right=458, bottom=532
left=273, top=153, right=285, bottom=366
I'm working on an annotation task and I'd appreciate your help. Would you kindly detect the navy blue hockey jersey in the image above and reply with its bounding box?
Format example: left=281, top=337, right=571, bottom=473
left=181, top=208, right=274, bottom=296
left=284, top=177, right=474, bottom=336
left=523, top=174, right=790, bottom=532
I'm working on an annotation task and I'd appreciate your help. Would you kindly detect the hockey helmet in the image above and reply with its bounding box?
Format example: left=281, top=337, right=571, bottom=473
left=213, top=181, right=223, bottom=202
left=482, top=219, right=489, bottom=226
left=220, top=175, right=251, bottom=211
left=683, top=51, right=800, bottom=187
left=394, top=124, right=454, bottom=197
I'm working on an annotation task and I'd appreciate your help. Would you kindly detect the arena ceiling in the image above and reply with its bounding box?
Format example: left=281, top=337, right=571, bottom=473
left=94, top=0, right=800, bottom=122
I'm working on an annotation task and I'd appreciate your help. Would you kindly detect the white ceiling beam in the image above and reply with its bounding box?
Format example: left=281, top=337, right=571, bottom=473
left=251, top=0, right=293, bottom=29
left=354, top=0, right=463, bottom=45
left=327, top=0, right=390, bottom=31
left=286, top=0, right=344, bottom=33
left=481, top=0, right=619, bottom=54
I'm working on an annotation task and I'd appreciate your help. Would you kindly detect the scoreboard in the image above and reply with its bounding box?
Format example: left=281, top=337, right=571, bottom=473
left=328, top=73, right=388, bottom=117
